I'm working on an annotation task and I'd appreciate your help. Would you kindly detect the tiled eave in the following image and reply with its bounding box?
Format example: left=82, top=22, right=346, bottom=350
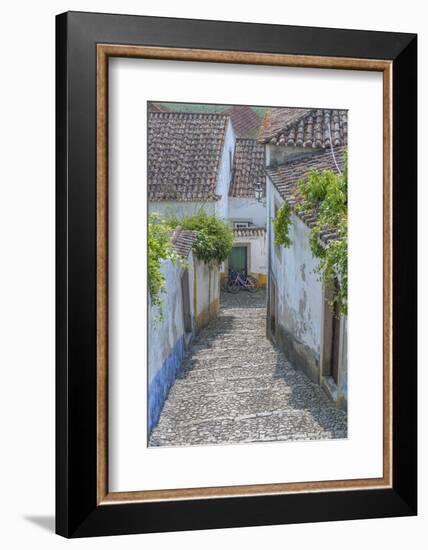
left=266, top=150, right=346, bottom=245
left=233, top=226, right=266, bottom=238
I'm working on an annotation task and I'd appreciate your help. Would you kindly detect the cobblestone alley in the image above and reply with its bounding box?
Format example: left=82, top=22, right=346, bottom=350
left=149, top=289, right=347, bottom=447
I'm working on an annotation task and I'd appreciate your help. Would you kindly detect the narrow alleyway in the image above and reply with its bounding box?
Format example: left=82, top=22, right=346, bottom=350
left=149, top=290, right=347, bottom=447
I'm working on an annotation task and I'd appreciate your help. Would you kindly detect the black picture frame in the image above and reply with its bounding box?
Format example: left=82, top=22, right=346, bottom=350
left=56, top=10, right=417, bottom=538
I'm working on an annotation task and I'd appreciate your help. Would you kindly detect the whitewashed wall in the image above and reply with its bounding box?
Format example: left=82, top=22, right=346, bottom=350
left=228, top=196, right=267, bottom=227
left=214, top=119, right=236, bottom=220
left=148, top=254, right=195, bottom=432
left=194, top=259, right=220, bottom=331
left=269, top=182, right=323, bottom=352
left=266, top=176, right=325, bottom=384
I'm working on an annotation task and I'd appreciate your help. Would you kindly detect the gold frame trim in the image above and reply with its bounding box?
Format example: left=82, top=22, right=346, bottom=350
left=96, top=44, right=393, bottom=505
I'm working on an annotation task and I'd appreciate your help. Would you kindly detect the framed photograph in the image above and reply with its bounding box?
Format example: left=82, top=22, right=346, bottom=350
left=56, top=11, right=417, bottom=538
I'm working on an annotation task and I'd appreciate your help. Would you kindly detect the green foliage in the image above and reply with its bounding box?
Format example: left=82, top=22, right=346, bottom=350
left=167, top=210, right=234, bottom=265
left=148, top=210, right=233, bottom=321
left=273, top=203, right=293, bottom=248
left=155, top=103, right=270, bottom=119
left=295, top=150, right=348, bottom=315
left=148, top=213, right=181, bottom=321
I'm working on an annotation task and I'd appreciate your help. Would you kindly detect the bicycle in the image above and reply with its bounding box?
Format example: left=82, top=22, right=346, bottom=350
left=226, top=270, right=259, bottom=293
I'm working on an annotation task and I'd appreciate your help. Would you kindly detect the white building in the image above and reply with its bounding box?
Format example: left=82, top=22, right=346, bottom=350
left=148, top=111, right=236, bottom=221
left=226, top=137, right=267, bottom=285
left=260, top=108, right=348, bottom=410
left=148, top=109, right=268, bottom=286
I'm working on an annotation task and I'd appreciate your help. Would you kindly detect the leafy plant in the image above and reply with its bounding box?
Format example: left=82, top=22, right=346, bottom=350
left=273, top=203, right=293, bottom=248
left=272, top=149, right=348, bottom=315
left=296, top=150, right=348, bottom=315
left=148, top=213, right=181, bottom=321
left=167, top=210, right=234, bottom=265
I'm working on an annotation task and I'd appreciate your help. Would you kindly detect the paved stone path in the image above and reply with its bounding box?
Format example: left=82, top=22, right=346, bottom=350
left=149, top=289, right=347, bottom=447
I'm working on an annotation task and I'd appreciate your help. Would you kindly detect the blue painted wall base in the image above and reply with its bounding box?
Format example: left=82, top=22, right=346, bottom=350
left=148, top=335, right=185, bottom=435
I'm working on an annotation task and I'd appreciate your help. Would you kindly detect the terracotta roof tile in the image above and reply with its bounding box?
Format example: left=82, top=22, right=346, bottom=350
left=266, top=148, right=346, bottom=243
left=148, top=112, right=229, bottom=201
left=171, top=228, right=198, bottom=258
left=229, top=138, right=265, bottom=198
left=259, top=108, right=348, bottom=148
left=224, top=105, right=262, bottom=138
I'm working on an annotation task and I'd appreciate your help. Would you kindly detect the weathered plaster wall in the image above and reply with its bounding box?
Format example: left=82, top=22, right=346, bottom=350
left=148, top=254, right=195, bottom=433
left=194, top=259, right=220, bottom=333
left=268, top=179, right=323, bottom=383
left=214, top=119, right=236, bottom=220
left=228, top=197, right=267, bottom=227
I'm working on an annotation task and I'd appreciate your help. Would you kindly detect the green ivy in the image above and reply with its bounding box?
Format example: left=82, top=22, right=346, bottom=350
left=273, top=203, right=293, bottom=248
left=272, top=150, right=348, bottom=315
left=296, top=150, right=348, bottom=315
left=148, top=213, right=182, bottom=321
left=167, top=210, right=234, bottom=265
left=148, top=210, right=233, bottom=322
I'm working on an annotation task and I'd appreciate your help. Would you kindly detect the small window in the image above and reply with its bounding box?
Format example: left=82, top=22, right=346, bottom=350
left=234, top=222, right=250, bottom=228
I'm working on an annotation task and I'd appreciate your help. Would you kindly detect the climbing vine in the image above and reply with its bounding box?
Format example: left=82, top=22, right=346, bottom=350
left=274, top=150, right=348, bottom=315
left=167, top=210, right=234, bottom=265
left=273, top=203, right=293, bottom=248
left=148, top=213, right=182, bottom=321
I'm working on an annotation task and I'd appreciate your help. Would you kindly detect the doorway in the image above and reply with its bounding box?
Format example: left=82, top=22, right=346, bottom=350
left=330, top=298, right=341, bottom=384
left=321, top=280, right=342, bottom=387
left=181, top=269, right=192, bottom=334
left=269, top=277, right=277, bottom=338
left=228, top=245, right=248, bottom=275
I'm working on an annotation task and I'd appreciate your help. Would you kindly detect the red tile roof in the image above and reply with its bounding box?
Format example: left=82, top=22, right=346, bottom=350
left=171, top=228, right=197, bottom=258
left=148, top=112, right=229, bottom=201
left=266, top=148, right=346, bottom=243
left=224, top=105, right=262, bottom=138
left=259, top=108, right=348, bottom=148
left=230, top=139, right=265, bottom=198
